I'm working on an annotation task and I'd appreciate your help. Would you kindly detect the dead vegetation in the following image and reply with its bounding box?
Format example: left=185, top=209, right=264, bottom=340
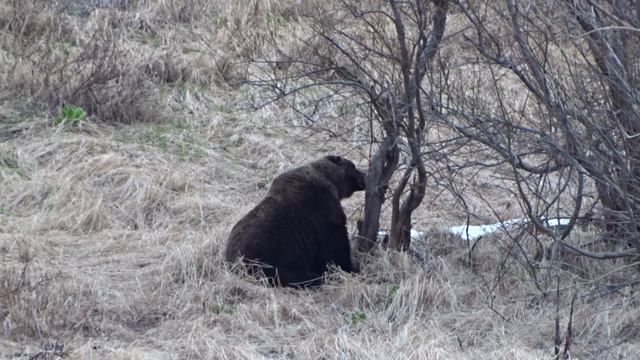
left=1, top=1, right=639, bottom=359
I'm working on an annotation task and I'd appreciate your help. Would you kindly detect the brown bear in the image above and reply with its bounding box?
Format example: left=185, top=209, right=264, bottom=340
left=224, top=155, right=366, bottom=288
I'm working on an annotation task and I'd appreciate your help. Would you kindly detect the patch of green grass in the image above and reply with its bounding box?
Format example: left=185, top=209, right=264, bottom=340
left=139, top=119, right=205, bottom=160
left=182, top=47, right=203, bottom=54
left=385, top=284, right=400, bottom=307
left=0, top=153, right=29, bottom=182
left=215, top=15, right=229, bottom=28
left=0, top=155, right=18, bottom=169
left=0, top=206, right=8, bottom=226
left=213, top=103, right=234, bottom=114
left=147, top=125, right=170, bottom=151
left=56, top=41, right=75, bottom=57
left=211, top=304, right=234, bottom=315
left=53, top=104, right=87, bottom=127
left=178, top=131, right=205, bottom=160
left=348, top=309, right=367, bottom=325
left=4, top=116, right=28, bottom=128
left=175, top=85, right=191, bottom=102
left=266, top=14, right=284, bottom=30
left=137, top=30, right=163, bottom=47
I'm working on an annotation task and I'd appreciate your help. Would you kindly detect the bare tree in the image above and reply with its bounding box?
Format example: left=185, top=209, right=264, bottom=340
left=444, top=0, right=640, bottom=260
left=249, top=0, right=449, bottom=251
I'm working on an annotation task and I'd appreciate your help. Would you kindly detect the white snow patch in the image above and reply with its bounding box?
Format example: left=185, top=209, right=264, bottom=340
left=448, top=217, right=572, bottom=241
left=374, top=218, right=572, bottom=243
left=377, top=229, right=426, bottom=242
left=544, top=218, right=571, bottom=227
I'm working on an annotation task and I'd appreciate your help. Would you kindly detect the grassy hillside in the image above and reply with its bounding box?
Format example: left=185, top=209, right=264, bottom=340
left=1, top=1, right=638, bottom=359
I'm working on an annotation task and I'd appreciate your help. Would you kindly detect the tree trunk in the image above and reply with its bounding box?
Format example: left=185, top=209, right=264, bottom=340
left=357, top=135, right=399, bottom=252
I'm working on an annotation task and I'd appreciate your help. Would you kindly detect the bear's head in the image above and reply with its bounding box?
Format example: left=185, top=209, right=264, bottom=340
left=322, top=155, right=366, bottom=199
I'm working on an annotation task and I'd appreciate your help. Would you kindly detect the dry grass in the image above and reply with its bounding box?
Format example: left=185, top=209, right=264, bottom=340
left=1, top=1, right=639, bottom=359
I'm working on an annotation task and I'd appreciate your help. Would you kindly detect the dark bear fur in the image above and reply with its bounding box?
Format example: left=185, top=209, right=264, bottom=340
left=224, top=155, right=366, bottom=288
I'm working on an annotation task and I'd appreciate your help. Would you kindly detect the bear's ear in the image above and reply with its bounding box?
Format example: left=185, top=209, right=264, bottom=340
left=326, top=155, right=343, bottom=164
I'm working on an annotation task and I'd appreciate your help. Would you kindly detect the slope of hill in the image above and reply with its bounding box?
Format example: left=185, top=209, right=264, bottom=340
left=1, top=1, right=638, bottom=359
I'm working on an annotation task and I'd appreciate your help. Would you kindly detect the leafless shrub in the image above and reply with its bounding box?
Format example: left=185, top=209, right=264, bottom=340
left=0, top=2, right=162, bottom=124
left=554, top=279, right=576, bottom=360
left=0, top=240, right=98, bottom=339
left=442, top=0, right=640, bottom=274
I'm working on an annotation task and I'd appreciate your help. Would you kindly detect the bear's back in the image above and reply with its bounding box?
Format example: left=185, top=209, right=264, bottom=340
left=225, top=179, right=342, bottom=264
